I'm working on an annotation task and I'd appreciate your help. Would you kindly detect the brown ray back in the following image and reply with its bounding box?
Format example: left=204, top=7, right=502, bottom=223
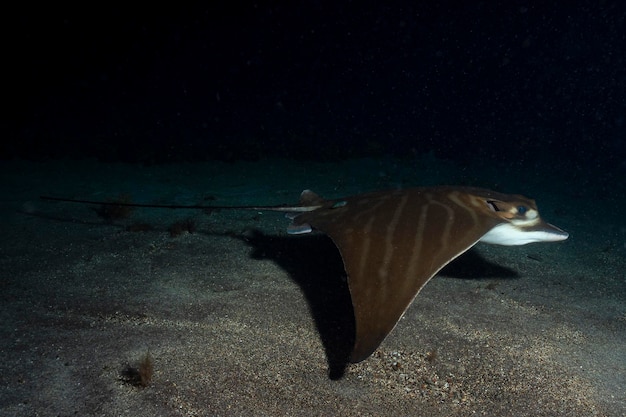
left=294, top=187, right=516, bottom=362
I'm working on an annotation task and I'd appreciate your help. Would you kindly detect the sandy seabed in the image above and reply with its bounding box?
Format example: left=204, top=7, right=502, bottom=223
left=1, top=156, right=624, bottom=416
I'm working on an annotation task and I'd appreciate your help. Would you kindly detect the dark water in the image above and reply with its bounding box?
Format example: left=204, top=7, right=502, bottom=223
left=3, top=2, right=625, bottom=182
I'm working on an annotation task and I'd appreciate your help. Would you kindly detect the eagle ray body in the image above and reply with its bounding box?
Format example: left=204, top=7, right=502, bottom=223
left=288, top=186, right=568, bottom=362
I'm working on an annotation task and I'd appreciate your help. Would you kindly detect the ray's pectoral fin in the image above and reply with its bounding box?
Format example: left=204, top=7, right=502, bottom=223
left=329, top=207, right=493, bottom=362
left=339, top=233, right=482, bottom=363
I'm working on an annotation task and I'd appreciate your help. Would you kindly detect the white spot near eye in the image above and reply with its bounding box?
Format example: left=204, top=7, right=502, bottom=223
left=511, top=217, right=540, bottom=227
left=527, top=209, right=538, bottom=219
left=480, top=223, right=568, bottom=245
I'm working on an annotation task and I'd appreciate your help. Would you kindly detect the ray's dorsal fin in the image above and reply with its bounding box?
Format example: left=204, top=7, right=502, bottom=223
left=286, top=190, right=336, bottom=234
left=299, top=189, right=326, bottom=207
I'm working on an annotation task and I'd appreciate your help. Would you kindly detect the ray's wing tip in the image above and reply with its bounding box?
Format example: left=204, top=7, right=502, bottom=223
left=349, top=350, right=373, bottom=363
left=349, top=342, right=380, bottom=363
left=287, top=223, right=312, bottom=235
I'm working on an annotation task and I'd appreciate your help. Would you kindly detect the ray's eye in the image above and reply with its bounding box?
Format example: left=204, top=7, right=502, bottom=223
left=517, top=205, right=528, bottom=215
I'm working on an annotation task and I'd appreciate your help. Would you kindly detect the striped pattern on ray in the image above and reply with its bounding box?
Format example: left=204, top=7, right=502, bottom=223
left=293, top=187, right=541, bottom=362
